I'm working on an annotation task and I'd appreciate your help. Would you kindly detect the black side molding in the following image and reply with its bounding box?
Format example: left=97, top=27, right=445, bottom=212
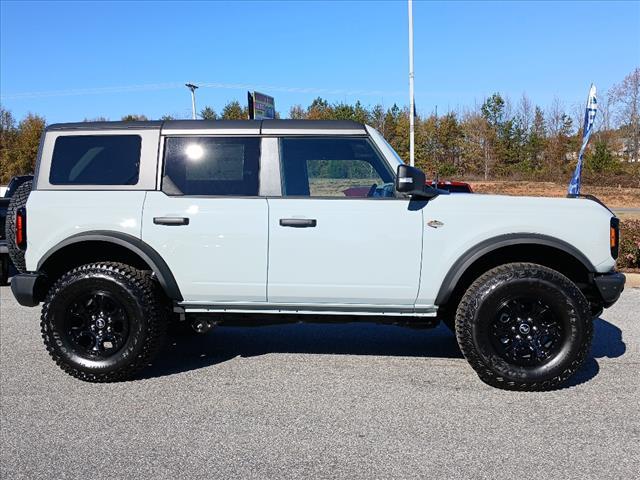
left=37, top=231, right=183, bottom=301
left=434, top=233, right=597, bottom=306
left=567, top=193, right=614, bottom=214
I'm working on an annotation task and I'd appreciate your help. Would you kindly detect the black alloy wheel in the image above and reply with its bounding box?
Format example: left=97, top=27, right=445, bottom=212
left=490, top=296, right=566, bottom=367
left=64, top=291, right=130, bottom=359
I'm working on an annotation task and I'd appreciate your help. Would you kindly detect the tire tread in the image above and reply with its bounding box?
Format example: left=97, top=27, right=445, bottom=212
left=455, top=262, right=593, bottom=391
left=6, top=180, right=33, bottom=273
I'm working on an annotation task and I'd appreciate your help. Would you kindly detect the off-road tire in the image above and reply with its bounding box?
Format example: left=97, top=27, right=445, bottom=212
left=41, top=262, right=168, bottom=382
left=455, top=262, right=592, bottom=391
left=5, top=180, right=33, bottom=273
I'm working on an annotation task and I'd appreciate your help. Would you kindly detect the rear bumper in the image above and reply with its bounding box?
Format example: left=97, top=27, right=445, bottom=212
left=593, top=272, right=626, bottom=308
left=11, top=273, right=46, bottom=307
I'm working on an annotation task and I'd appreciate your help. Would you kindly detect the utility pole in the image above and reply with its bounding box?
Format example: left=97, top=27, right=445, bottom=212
left=408, top=0, right=415, bottom=166
left=185, top=83, right=199, bottom=119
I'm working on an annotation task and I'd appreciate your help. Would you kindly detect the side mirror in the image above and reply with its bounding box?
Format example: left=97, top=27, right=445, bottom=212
left=396, top=165, right=437, bottom=198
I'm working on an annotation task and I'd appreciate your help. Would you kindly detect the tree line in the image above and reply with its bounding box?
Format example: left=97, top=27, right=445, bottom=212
left=1, top=68, right=638, bottom=185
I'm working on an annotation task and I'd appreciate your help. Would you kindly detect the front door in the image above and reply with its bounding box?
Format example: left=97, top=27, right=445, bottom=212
left=142, top=136, right=268, bottom=303
left=267, top=136, right=423, bottom=305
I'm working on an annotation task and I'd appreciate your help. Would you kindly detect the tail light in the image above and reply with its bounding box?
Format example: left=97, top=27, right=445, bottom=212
left=15, top=207, right=27, bottom=249
left=610, top=217, right=619, bottom=260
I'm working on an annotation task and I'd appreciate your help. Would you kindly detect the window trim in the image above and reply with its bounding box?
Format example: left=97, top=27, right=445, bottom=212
left=259, top=137, right=282, bottom=196
left=36, top=130, right=159, bottom=191
left=277, top=135, right=399, bottom=200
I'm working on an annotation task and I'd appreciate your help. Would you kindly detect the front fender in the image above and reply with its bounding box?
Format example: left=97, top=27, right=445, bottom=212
left=433, top=233, right=596, bottom=306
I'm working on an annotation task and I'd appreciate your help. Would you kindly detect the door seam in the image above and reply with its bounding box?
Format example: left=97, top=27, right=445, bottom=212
left=140, top=191, right=148, bottom=239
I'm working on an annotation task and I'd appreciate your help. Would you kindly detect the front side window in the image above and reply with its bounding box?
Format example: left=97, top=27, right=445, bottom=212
left=280, top=137, right=394, bottom=198
left=162, top=137, right=260, bottom=196
left=49, top=135, right=141, bottom=185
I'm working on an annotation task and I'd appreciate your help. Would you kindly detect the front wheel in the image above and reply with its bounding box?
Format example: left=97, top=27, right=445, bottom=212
left=41, top=262, right=168, bottom=382
left=455, top=263, right=592, bottom=391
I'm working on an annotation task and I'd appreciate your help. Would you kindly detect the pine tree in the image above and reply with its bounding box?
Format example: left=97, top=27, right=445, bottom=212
left=221, top=101, right=247, bottom=120
left=200, top=106, right=217, bottom=120
left=307, top=98, right=333, bottom=120
left=121, top=114, right=148, bottom=121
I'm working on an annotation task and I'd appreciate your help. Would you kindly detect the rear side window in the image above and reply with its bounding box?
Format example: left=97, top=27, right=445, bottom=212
left=162, top=137, right=260, bottom=196
left=49, top=135, right=141, bottom=185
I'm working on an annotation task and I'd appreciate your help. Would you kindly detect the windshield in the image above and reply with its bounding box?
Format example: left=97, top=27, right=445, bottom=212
left=366, top=126, right=405, bottom=166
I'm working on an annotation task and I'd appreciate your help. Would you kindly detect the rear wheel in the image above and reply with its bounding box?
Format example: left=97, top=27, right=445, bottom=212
left=41, top=262, right=168, bottom=382
left=455, top=262, right=592, bottom=391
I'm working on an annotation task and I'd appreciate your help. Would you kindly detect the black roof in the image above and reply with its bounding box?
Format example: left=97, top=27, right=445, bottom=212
left=161, top=119, right=261, bottom=131
left=46, top=119, right=366, bottom=133
left=46, top=121, right=163, bottom=131
left=261, top=120, right=365, bottom=131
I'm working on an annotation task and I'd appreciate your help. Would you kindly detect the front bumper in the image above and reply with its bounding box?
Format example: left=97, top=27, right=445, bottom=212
left=11, top=273, right=46, bottom=307
left=593, top=272, right=626, bottom=308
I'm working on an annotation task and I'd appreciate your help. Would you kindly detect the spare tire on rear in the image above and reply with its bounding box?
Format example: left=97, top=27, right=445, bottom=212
left=5, top=180, right=33, bottom=273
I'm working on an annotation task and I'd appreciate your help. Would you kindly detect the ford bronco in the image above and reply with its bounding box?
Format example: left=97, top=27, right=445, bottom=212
left=7, top=119, right=625, bottom=390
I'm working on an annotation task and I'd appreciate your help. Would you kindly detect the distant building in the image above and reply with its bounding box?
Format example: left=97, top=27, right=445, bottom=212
left=618, top=137, right=638, bottom=163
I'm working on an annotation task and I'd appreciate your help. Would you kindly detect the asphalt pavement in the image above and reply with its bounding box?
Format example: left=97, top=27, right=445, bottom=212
left=1, top=285, right=639, bottom=479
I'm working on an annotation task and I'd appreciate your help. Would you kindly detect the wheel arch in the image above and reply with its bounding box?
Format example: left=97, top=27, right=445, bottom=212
left=435, top=233, right=596, bottom=309
left=37, top=231, right=183, bottom=301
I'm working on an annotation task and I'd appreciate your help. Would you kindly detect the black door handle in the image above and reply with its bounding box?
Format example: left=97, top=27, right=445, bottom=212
left=279, top=218, right=317, bottom=228
left=153, top=217, right=190, bottom=226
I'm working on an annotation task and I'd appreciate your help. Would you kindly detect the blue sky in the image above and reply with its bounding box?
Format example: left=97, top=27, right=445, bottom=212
left=1, top=0, right=638, bottom=123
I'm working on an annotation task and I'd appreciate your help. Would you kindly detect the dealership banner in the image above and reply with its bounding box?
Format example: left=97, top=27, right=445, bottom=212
left=248, top=91, right=275, bottom=119
left=568, top=84, right=597, bottom=196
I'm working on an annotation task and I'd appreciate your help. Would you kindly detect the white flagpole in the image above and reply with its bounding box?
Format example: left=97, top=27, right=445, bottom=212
left=408, top=0, right=415, bottom=167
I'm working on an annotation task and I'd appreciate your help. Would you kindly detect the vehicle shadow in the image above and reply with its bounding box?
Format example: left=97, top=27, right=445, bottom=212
left=141, top=321, right=462, bottom=380
left=564, top=317, right=626, bottom=387
left=140, top=317, right=626, bottom=386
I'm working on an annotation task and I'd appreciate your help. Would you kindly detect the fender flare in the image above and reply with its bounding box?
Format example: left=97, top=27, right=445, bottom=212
left=434, top=233, right=596, bottom=306
left=37, top=230, right=183, bottom=301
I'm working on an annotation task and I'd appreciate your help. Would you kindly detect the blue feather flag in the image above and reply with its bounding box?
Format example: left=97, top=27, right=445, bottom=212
left=568, top=84, right=597, bottom=196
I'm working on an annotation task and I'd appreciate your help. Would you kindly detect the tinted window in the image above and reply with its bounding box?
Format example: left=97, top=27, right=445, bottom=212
left=49, top=135, right=141, bottom=185
left=280, top=137, right=394, bottom=197
left=162, top=137, right=260, bottom=196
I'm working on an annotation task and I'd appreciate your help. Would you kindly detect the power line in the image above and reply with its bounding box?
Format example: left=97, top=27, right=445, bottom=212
left=1, top=81, right=404, bottom=101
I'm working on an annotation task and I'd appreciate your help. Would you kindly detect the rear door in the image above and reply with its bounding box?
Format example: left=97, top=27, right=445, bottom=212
left=267, top=136, right=423, bottom=306
left=142, top=135, right=268, bottom=303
